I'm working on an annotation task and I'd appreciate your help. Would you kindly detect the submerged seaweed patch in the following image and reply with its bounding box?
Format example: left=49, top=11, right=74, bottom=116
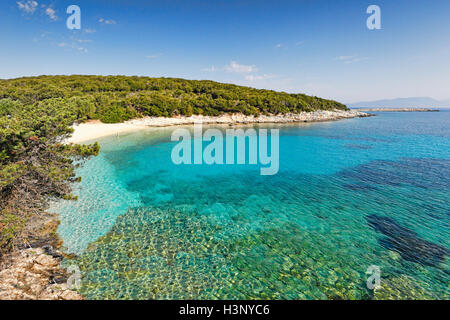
left=340, top=158, right=450, bottom=189
left=366, top=215, right=449, bottom=268
left=70, top=206, right=374, bottom=300
left=373, top=275, right=437, bottom=300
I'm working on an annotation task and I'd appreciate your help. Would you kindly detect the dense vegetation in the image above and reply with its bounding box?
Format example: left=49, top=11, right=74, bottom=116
left=0, top=75, right=346, bottom=255
left=0, top=97, right=99, bottom=254
left=0, top=75, right=347, bottom=123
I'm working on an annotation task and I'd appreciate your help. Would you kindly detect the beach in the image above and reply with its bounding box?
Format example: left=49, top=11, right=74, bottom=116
left=66, top=109, right=370, bottom=144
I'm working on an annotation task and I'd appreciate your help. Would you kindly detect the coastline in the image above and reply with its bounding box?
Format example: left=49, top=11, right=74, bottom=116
left=0, top=108, right=371, bottom=300
left=67, top=109, right=371, bottom=144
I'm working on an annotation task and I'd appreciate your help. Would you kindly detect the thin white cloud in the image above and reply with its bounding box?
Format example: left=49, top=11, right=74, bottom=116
left=335, top=55, right=370, bottom=64
left=225, top=61, right=257, bottom=73
left=45, top=7, right=57, bottom=21
left=202, top=66, right=218, bottom=72
left=335, top=55, right=356, bottom=61
left=203, top=61, right=258, bottom=74
left=99, top=18, right=117, bottom=25
left=146, top=53, right=162, bottom=59
left=347, top=57, right=369, bottom=64
left=244, top=74, right=277, bottom=81
left=56, top=36, right=91, bottom=54
left=84, top=29, right=96, bottom=34
left=275, top=43, right=283, bottom=48
left=17, top=1, right=38, bottom=14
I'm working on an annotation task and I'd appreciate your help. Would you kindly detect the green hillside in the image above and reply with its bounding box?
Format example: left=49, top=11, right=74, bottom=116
left=0, top=75, right=347, bottom=123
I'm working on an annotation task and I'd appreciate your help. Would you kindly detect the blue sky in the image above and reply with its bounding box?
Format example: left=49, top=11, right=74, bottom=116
left=1, top=0, right=449, bottom=103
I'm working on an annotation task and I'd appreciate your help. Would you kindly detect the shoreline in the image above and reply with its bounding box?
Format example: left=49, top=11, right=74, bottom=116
left=67, top=109, right=371, bottom=144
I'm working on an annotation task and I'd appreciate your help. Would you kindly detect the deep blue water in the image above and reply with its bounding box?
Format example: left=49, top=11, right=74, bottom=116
left=52, top=111, right=449, bottom=299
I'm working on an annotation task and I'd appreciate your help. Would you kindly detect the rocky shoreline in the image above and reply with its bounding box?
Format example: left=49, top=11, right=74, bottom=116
left=128, top=109, right=372, bottom=126
left=68, top=109, right=371, bottom=143
left=0, top=247, right=82, bottom=300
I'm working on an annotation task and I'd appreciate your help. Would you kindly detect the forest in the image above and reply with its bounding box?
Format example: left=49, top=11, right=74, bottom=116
left=0, top=75, right=347, bottom=255
left=0, top=75, right=347, bottom=122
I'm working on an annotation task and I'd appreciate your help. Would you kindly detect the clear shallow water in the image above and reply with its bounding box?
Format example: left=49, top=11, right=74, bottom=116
left=53, top=112, right=450, bottom=299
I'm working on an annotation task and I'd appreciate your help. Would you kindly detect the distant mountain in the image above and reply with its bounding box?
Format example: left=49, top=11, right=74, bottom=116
left=348, top=97, right=450, bottom=109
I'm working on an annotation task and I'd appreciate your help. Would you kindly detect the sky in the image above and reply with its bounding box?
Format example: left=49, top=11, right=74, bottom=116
left=1, top=0, right=449, bottom=103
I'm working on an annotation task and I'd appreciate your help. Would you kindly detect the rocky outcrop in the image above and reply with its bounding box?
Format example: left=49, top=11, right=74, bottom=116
left=0, top=247, right=82, bottom=300
left=127, top=109, right=372, bottom=127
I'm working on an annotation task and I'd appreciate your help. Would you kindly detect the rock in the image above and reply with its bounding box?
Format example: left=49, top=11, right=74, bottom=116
left=0, top=248, right=83, bottom=300
left=374, top=275, right=436, bottom=300
left=42, top=245, right=64, bottom=259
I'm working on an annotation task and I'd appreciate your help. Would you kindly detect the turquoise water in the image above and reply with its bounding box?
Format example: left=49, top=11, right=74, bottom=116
left=53, top=112, right=450, bottom=299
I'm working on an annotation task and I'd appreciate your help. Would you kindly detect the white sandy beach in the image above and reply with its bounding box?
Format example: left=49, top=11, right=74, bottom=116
left=66, top=109, right=370, bottom=144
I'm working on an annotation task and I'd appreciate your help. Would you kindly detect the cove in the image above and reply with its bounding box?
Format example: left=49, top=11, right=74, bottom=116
left=52, top=112, right=450, bottom=299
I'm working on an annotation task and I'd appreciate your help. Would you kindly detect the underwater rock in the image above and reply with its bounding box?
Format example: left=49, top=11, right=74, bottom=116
left=374, top=275, right=436, bottom=300
left=366, top=215, right=448, bottom=267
